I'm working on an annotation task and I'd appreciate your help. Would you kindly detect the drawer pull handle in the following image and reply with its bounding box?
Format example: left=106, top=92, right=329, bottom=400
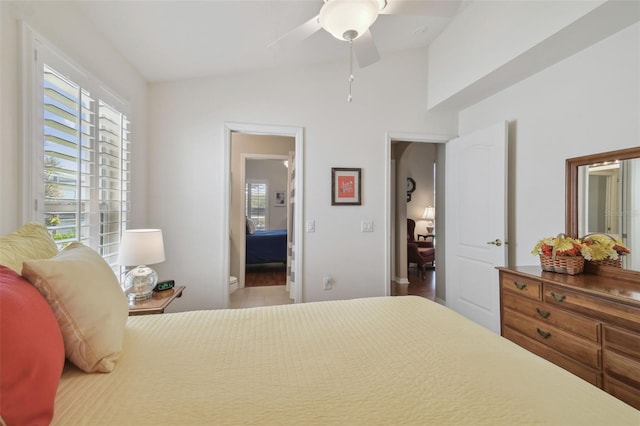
left=514, top=282, right=527, bottom=290
left=536, top=328, right=552, bottom=339
left=536, top=308, right=550, bottom=319
left=551, top=292, right=566, bottom=303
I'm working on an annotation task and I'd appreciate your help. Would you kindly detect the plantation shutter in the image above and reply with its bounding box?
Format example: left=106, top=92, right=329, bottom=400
left=41, top=62, right=130, bottom=270
left=245, top=182, right=267, bottom=230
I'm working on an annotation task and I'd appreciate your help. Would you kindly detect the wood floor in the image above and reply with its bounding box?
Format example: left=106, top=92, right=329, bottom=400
left=232, top=264, right=435, bottom=308
left=245, top=263, right=286, bottom=287
left=390, top=266, right=436, bottom=300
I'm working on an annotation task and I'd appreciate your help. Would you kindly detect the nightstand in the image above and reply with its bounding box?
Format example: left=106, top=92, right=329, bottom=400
left=128, top=286, right=185, bottom=316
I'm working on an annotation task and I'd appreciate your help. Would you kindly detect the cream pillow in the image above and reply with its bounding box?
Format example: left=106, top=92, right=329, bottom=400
left=0, top=223, right=59, bottom=273
left=22, top=242, right=128, bottom=373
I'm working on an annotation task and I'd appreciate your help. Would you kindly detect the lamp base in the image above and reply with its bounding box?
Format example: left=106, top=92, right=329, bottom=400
left=122, top=265, right=157, bottom=302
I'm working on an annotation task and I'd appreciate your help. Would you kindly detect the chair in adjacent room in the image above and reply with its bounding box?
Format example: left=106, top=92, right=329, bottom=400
left=407, top=218, right=435, bottom=279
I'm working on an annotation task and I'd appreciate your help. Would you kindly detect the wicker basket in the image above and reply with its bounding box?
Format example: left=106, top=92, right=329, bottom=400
left=581, top=233, right=625, bottom=269
left=540, top=254, right=584, bottom=275
left=588, top=257, right=622, bottom=268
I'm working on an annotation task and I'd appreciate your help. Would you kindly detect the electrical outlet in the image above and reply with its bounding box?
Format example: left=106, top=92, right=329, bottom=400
left=323, top=276, right=332, bottom=290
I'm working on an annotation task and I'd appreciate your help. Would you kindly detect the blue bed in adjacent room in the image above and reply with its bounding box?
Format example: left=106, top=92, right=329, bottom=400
left=246, top=229, right=287, bottom=264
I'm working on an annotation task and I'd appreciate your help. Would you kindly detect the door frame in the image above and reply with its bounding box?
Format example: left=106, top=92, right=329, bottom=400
left=223, top=122, right=304, bottom=306
left=385, top=132, right=455, bottom=297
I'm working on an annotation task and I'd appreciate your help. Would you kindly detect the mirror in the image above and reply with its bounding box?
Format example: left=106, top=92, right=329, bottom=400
left=566, top=147, right=640, bottom=280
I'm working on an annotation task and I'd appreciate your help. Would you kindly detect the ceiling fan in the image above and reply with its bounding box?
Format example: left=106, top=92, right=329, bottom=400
left=269, top=0, right=461, bottom=101
left=269, top=0, right=462, bottom=69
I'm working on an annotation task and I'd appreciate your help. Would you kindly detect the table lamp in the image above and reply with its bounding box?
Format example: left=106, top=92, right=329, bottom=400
left=118, top=229, right=165, bottom=301
left=422, top=206, right=435, bottom=234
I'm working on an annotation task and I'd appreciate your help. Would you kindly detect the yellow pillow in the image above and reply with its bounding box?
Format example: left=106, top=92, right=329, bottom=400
left=22, top=242, right=128, bottom=373
left=0, top=223, right=59, bottom=273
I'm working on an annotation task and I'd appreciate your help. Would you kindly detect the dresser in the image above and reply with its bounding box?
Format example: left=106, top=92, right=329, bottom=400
left=498, top=266, right=640, bottom=409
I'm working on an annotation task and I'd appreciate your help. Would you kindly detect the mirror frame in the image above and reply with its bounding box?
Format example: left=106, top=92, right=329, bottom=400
left=566, top=146, right=640, bottom=281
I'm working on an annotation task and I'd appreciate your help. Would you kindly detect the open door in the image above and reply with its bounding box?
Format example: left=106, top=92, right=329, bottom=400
left=286, top=150, right=296, bottom=299
left=445, top=122, right=508, bottom=334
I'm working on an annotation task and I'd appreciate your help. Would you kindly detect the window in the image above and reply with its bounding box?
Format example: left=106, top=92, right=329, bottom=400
left=23, top=28, right=131, bottom=273
left=245, top=181, right=267, bottom=230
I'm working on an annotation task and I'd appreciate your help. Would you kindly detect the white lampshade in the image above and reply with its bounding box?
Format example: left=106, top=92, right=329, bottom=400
left=319, top=0, right=381, bottom=41
left=118, top=229, right=165, bottom=302
left=118, top=229, right=165, bottom=266
left=422, top=207, right=435, bottom=221
left=422, top=206, right=435, bottom=234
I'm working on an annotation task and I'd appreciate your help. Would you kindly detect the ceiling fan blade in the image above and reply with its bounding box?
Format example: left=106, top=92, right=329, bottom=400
left=268, top=15, right=322, bottom=49
left=354, top=30, right=381, bottom=68
left=380, top=0, right=462, bottom=17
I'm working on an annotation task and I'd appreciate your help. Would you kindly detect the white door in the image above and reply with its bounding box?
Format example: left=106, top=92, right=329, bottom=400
left=286, top=150, right=296, bottom=299
left=445, top=122, right=508, bottom=334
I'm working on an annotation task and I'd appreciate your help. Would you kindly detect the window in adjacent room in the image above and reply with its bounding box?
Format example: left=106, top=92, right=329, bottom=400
left=22, top=27, right=131, bottom=274
left=245, top=181, right=267, bottom=230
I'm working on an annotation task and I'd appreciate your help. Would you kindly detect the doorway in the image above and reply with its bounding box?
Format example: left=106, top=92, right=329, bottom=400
left=385, top=132, right=452, bottom=304
left=224, top=123, right=304, bottom=307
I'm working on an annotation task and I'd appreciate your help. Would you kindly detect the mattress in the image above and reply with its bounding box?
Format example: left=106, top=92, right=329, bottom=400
left=52, top=296, right=640, bottom=425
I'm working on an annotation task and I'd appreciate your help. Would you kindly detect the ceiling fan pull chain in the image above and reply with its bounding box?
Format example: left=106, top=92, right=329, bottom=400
left=348, top=39, right=354, bottom=102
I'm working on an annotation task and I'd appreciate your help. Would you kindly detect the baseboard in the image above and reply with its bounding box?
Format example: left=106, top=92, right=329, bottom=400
left=435, top=296, right=446, bottom=305
left=394, top=277, right=410, bottom=285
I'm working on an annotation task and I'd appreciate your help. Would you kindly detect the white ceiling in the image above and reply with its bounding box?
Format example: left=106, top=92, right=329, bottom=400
left=75, top=0, right=462, bottom=83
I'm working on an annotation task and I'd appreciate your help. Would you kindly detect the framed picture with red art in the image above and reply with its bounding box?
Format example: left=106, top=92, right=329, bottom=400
left=331, top=167, right=361, bottom=206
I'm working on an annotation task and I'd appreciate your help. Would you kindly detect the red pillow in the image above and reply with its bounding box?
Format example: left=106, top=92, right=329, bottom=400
left=0, top=265, right=65, bottom=425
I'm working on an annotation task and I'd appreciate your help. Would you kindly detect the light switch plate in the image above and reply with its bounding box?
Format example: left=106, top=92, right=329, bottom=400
left=361, top=220, right=373, bottom=232
left=306, top=220, right=315, bottom=233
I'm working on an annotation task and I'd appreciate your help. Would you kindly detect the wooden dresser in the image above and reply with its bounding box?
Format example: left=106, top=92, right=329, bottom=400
left=498, top=266, right=640, bottom=409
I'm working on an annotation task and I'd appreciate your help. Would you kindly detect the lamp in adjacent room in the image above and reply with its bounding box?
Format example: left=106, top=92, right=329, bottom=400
left=422, top=206, right=435, bottom=234
left=118, top=229, right=165, bottom=301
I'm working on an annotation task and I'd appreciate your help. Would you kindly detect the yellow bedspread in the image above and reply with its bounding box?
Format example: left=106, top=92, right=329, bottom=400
left=52, top=296, right=639, bottom=425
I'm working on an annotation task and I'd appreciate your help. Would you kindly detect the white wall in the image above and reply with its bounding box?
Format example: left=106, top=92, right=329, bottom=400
left=0, top=1, right=148, bottom=233
left=405, top=143, right=436, bottom=231
left=458, top=22, right=640, bottom=268
left=427, top=0, right=638, bottom=110
left=148, top=48, right=458, bottom=310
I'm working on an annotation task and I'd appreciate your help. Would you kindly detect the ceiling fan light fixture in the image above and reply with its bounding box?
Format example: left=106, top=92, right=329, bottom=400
left=319, top=0, right=380, bottom=41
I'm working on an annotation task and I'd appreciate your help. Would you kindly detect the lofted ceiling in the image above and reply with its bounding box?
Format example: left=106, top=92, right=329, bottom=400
left=74, top=0, right=464, bottom=83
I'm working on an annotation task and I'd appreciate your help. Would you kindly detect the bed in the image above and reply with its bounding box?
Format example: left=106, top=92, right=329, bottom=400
left=2, top=225, right=639, bottom=425
left=49, top=296, right=640, bottom=425
left=246, top=229, right=287, bottom=264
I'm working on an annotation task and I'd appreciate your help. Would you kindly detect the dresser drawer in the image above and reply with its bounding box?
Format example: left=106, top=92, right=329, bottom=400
left=503, top=327, right=602, bottom=386
left=604, top=325, right=640, bottom=360
left=603, top=375, right=640, bottom=410
left=503, top=309, right=601, bottom=369
left=500, top=273, right=542, bottom=301
left=544, top=284, right=640, bottom=333
left=502, top=292, right=600, bottom=342
left=604, top=350, right=640, bottom=388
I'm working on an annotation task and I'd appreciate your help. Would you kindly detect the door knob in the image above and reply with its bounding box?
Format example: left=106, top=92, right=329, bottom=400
left=486, top=239, right=502, bottom=247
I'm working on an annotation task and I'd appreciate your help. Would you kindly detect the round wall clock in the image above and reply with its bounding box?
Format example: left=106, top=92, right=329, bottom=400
left=407, top=177, right=416, bottom=193
left=407, top=177, right=416, bottom=202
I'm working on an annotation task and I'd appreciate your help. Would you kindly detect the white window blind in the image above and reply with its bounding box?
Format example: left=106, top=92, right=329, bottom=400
left=245, top=182, right=267, bottom=230
left=24, top=28, right=131, bottom=273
